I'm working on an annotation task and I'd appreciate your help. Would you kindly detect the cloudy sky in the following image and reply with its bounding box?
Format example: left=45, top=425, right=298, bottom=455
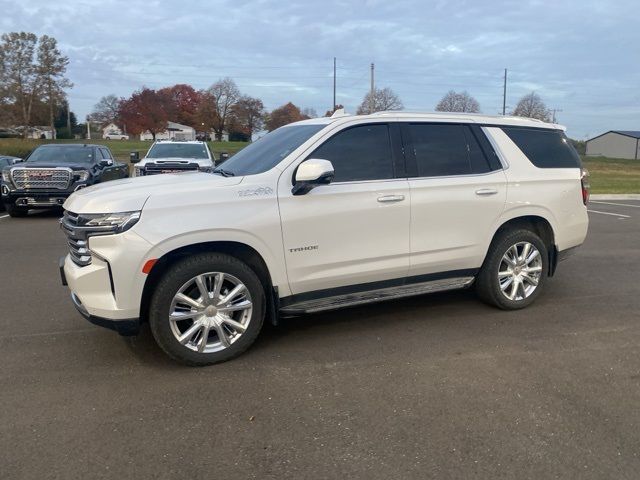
left=2, top=0, right=639, bottom=138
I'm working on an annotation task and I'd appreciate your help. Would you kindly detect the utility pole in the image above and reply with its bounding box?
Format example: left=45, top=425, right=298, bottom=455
left=333, top=57, right=337, bottom=112
left=370, top=62, right=375, bottom=113
left=502, top=68, right=507, bottom=115
left=86, top=118, right=91, bottom=140
left=551, top=108, right=563, bottom=123
left=66, top=101, right=71, bottom=135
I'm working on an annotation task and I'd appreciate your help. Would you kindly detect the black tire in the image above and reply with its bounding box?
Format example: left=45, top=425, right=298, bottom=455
left=5, top=203, right=28, bottom=217
left=476, top=229, right=549, bottom=310
left=149, top=252, right=265, bottom=366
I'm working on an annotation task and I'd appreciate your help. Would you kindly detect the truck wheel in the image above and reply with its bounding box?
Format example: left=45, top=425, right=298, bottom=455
left=149, top=253, right=265, bottom=366
left=5, top=204, right=28, bottom=217
left=476, top=229, right=548, bottom=310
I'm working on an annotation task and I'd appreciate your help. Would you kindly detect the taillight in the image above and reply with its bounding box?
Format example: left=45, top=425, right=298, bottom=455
left=581, top=168, right=590, bottom=206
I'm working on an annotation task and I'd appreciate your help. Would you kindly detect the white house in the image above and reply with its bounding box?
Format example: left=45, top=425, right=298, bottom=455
left=102, top=123, right=124, bottom=138
left=24, top=126, right=54, bottom=139
left=140, top=121, right=196, bottom=141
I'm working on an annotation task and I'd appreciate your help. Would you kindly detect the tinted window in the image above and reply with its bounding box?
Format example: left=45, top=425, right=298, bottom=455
left=27, top=146, right=94, bottom=163
left=501, top=127, right=581, bottom=168
left=218, top=124, right=324, bottom=176
left=100, top=148, right=112, bottom=160
left=409, top=124, right=470, bottom=177
left=465, top=127, right=492, bottom=174
left=147, top=143, right=209, bottom=159
left=310, top=124, right=394, bottom=182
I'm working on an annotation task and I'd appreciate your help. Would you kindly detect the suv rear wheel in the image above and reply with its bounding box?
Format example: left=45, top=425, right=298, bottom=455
left=149, top=253, right=265, bottom=366
left=476, top=229, right=548, bottom=310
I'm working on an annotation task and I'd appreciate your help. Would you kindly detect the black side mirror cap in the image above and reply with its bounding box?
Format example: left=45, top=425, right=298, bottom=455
left=129, top=151, right=140, bottom=164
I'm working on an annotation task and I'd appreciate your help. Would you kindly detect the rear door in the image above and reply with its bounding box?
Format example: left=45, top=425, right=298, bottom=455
left=278, top=122, right=411, bottom=295
left=403, top=123, right=507, bottom=276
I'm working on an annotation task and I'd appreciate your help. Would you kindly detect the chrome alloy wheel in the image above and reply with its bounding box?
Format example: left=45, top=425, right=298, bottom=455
left=498, top=242, right=543, bottom=301
left=169, top=272, right=253, bottom=353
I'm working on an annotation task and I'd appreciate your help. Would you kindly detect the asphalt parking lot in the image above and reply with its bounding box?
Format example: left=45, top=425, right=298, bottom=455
left=1, top=201, right=639, bottom=479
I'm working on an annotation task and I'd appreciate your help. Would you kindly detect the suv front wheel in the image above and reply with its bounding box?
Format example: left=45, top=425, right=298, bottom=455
left=476, top=229, right=549, bottom=310
left=149, top=253, right=265, bottom=365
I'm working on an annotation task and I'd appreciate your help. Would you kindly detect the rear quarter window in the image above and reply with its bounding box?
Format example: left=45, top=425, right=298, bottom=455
left=501, top=127, right=581, bottom=168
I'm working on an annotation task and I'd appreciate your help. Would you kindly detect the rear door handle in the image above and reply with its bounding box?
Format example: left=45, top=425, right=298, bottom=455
left=377, top=194, right=405, bottom=203
left=475, top=188, right=498, bottom=196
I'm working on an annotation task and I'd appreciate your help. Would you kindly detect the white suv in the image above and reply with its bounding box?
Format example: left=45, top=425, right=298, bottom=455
left=131, top=140, right=215, bottom=176
left=60, top=112, right=589, bottom=365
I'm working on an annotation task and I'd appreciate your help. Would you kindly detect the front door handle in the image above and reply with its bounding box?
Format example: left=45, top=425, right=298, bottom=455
left=377, top=194, right=405, bottom=203
left=475, top=188, right=498, bottom=196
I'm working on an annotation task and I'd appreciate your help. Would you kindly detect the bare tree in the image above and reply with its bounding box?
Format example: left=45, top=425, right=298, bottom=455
left=301, top=107, right=317, bottom=118
left=356, top=87, right=403, bottom=114
left=0, top=32, right=40, bottom=136
left=88, top=94, right=121, bottom=125
left=37, top=35, right=72, bottom=139
left=511, top=92, right=550, bottom=122
left=435, top=90, right=480, bottom=113
left=204, top=77, right=241, bottom=141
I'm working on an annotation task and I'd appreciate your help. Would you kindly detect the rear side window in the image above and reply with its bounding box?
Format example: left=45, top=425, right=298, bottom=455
left=501, top=127, right=581, bottom=168
left=407, top=124, right=493, bottom=177
left=310, top=124, right=394, bottom=182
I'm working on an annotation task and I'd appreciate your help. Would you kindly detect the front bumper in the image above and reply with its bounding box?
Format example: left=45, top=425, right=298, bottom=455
left=60, top=256, right=140, bottom=336
left=1, top=188, right=74, bottom=208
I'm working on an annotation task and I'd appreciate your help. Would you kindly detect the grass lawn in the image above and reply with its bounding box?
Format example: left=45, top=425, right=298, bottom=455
left=582, top=156, right=640, bottom=194
left=0, top=138, right=249, bottom=162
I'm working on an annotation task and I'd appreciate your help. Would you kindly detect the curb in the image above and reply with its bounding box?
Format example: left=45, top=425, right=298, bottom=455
left=590, top=194, right=640, bottom=200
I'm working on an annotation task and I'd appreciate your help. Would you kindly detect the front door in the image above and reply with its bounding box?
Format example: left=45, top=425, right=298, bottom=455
left=278, top=123, right=411, bottom=295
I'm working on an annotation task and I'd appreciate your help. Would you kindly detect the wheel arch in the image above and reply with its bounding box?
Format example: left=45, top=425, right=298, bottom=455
left=489, top=215, right=558, bottom=276
left=140, top=241, right=279, bottom=326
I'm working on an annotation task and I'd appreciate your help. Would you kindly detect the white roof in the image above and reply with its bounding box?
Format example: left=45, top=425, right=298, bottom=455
left=292, top=111, right=564, bottom=130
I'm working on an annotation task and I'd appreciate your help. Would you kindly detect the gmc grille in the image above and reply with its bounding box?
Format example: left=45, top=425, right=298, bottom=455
left=11, top=168, right=72, bottom=190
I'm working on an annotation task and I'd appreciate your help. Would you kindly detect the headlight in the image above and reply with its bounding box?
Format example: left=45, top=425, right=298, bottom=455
left=2, top=169, right=12, bottom=183
left=74, top=170, right=90, bottom=182
left=78, top=211, right=141, bottom=234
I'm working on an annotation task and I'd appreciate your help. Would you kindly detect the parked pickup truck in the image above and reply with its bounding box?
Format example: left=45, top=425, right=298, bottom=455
left=1, top=144, right=128, bottom=217
left=60, top=111, right=589, bottom=366
left=130, top=140, right=215, bottom=176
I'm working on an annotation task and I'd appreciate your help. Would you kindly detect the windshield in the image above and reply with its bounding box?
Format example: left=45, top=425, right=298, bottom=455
left=147, top=143, right=209, bottom=159
left=217, top=124, right=325, bottom=176
left=27, top=146, right=94, bottom=163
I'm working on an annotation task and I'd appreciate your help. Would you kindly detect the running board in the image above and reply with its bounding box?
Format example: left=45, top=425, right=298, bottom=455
left=279, top=277, right=475, bottom=316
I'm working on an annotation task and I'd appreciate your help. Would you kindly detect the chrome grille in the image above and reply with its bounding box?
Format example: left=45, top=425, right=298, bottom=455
left=60, top=210, right=92, bottom=266
left=11, top=167, right=72, bottom=190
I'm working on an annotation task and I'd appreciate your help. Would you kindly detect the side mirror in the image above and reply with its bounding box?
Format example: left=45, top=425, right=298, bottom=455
left=218, top=152, right=230, bottom=163
left=129, top=151, right=140, bottom=164
left=292, top=159, right=334, bottom=195
left=99, top=159, right=113, bottom=167
left=12, top=158, right=24, bottom=164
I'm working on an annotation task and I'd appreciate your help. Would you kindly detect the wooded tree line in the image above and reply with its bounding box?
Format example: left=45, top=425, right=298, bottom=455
left=0, top=32, right=72, bottom=138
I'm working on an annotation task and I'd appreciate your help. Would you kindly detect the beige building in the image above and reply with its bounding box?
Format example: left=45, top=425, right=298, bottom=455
left=586, top=130, right=640, bottom=159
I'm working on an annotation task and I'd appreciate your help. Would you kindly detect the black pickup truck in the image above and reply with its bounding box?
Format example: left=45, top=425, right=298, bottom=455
left=0, top=144, right=128, bottom=217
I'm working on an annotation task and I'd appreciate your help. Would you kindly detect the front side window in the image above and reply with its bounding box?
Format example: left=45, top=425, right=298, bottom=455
left=147, top=143, right=209, bottom=159
left=309, top=124, right=394, bottom=182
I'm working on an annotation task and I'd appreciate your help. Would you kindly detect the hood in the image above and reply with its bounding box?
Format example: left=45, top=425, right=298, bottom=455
left=64, top=172, right=243, bottom=213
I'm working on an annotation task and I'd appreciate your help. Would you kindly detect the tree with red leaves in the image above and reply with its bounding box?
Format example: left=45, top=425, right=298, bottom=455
left=158, top=84, right=201, bottom=128
left=265, top=102, right=308, bottom=131
left=118, top=87, right=168, bottom=140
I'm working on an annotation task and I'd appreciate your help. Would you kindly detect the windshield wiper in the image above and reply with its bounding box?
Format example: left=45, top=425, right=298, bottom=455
left=212, top=168, right=235, bottom=177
